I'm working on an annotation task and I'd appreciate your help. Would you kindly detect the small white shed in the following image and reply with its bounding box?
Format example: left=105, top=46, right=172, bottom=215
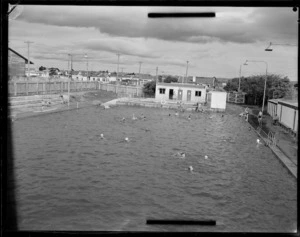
left=207, top=91, right=227, bottom=112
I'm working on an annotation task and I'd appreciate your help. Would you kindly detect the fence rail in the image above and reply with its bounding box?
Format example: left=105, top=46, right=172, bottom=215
left=227, top=92, right=245, bottom=104
left=9, top=81, right=144, bottom=97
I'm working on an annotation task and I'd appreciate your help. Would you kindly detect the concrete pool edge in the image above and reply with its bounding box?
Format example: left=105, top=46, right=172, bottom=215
left=249, top=122, right=297, bottom=179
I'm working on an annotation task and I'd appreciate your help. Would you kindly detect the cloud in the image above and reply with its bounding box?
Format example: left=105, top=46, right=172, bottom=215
left=82, top=37, right=160, bottom=58
left=17, top=6, right=297, bottom=45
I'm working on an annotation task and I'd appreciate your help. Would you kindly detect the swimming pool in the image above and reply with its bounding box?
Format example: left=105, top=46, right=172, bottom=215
left=11, top=105, right=297, bottom=232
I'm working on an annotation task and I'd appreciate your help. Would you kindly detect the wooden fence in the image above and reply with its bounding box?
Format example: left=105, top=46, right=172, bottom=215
left=8, top=81, right=143, bottom=97
left=227, top=92, right=245, bottom=104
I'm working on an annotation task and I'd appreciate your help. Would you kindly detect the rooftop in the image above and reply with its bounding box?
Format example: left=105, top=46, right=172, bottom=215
left=157, top=83, right=206, bottom=89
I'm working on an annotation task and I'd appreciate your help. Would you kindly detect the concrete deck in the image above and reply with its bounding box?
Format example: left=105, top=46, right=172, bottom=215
left=251, top=124, right=297, bottom=179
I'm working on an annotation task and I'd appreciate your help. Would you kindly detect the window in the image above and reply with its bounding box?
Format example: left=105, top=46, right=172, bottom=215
left=195, top=91, right=202, bottom=97
left=159, top=88, right=166, bottom=94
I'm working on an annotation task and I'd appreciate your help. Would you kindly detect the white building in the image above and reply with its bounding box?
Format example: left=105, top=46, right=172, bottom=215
left=207, top=91, right=227, bottom=112
left=155, top=83, right=207, bottom=103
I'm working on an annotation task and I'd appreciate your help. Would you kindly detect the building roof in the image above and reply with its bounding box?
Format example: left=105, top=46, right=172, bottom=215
left=9, top=48, right=34, bottom=64
left=208, top=91, right=227, bottom=94
left=278, top=99, right=298, bottom=107
left=157, top=83, right=206, bottom=89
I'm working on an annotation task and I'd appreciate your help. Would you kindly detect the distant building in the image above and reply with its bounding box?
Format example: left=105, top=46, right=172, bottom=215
left=8, top=48, right=34, bottom=79
left=179, top=76, right=217, bottom=88
left=155, top=83, right=207, bottom=103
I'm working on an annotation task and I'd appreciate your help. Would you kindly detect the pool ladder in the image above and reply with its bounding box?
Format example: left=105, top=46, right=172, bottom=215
left=256, top=126, right=277, bottom=147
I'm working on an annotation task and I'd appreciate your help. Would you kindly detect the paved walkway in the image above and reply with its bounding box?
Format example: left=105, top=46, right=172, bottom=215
left=236, top=104, right=297, bottom=179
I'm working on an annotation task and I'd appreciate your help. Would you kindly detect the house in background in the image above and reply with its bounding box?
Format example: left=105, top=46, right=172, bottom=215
left=155, top=83, right=207, bottom=103
left=8, top=48, right=34, bottom=79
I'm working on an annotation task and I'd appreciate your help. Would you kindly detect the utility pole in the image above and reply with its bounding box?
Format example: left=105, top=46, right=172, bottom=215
left=185, top=61, right=189, bottom=84
left=138, top=61, right=142, bottom=86
left=84, top=54, right=88, bottom=80
left=68, top=54, right=70, bottom=72
left=116, top=53, right=120, bottom=82
left=24, top=41, right=33, bottom=79
left=68, top=54, right=73, bottom=79
left=138, top=61, right=142, bottom=76
left=156, top=66, right=158, bottom=83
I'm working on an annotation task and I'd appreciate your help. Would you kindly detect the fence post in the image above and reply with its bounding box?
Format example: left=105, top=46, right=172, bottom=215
left=26, top=82, right=29, bottom=95
left=14, top=82, right=17, bottom=96
left=43, top=83, right=46, bottom=95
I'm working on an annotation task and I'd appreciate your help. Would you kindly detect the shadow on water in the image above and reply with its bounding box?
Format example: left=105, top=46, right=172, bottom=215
left=6, top=117, right=18, bottom=231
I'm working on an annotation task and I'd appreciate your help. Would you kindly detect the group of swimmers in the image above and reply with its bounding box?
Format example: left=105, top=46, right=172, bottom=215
left=173, top=152, right=209, bottom=172
left=121, top=113, right=146, bottom=123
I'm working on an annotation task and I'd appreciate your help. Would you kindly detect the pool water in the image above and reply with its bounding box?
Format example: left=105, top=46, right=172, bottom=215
left=11, top=106, right=297, bottom=232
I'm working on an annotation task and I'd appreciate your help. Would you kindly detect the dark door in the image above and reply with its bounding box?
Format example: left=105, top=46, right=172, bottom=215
left=169, top=89, right=174, bottom=99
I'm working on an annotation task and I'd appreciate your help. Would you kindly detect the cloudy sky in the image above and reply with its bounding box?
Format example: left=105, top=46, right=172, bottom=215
left=9, top=5, right=298, bottom=80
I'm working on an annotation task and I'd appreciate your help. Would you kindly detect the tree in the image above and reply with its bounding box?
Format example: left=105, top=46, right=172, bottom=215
left=49, top=67, right=60, bottom=76
left=224, top=74, right=291, bottom=105
left=164, top=76, right=178, bottom=83
left=143, top=80, right=156, bottom=97
left=39, top=66, right=46, bottom=71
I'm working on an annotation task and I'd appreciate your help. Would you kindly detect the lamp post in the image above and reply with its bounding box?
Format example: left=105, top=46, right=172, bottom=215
left=265, top=42, right=297, bottom=51
left=238, top=64, right=245, bottom=92
left=244, top=60, right=268, bottom=115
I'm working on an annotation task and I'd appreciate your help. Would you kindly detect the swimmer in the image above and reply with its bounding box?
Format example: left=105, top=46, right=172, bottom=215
left=100, top=133, right=104, bottom=139
left=188, top=115, right=191, bottom=120
left=175, top=112, right=179, bottom=116
left=125, top=137, right=130, bottom=142
left=256, top=139, right=262, bottom=145
left=140, top=113, right=145, bottom=119
left=188, top=166, right=193, bottom=172
left=205, top=155, right=208, bottom=159
left=132, top=114, right=137, bottom=120
left=178, top=152, right=186, bottom=158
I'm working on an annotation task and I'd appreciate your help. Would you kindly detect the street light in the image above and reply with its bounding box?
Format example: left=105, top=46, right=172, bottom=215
left=238, top=63, right=246, bottom=91
left=244, top=60, right=268, bottom=115
left=265, top=42, right=297, bottom=51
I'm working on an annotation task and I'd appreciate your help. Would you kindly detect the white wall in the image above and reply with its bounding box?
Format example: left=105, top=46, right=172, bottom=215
left=108, top=76, right=117, bottom=82
left=155, top=84, right=206, bottom=102
left=280, top=106, right=294, bottom=128
left=267, top=101, right=277, bottom=117
left=209, top=92, right=227, bottom=109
